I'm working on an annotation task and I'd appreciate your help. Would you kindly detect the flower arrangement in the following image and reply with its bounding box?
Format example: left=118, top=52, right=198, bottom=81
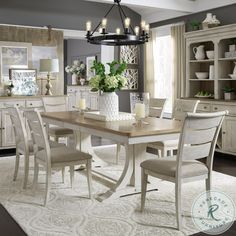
left=89, top=60, right=127, bottom=92
left=65, top=60, right=86, bottom=77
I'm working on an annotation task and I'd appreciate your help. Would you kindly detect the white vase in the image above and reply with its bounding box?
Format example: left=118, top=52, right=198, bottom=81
left=99, top=92, right=119, bottom=119
left=72, top=74, right=78, bottom=85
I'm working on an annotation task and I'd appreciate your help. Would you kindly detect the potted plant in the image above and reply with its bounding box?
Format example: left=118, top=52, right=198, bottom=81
left=65, top=60, right=86, bottom=85
left=223, top=87, right=235, bottom=100
left=89, top=60, right=127, bottom=118
left=190, top=21, right=201, bottom=31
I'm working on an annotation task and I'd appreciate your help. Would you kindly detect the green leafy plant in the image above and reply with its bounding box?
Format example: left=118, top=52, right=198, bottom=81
left=223, top=87, right=235, bottom=93
left=89, top=60, right=128, bottom=92
left=190, top=21, right=201, bottom=30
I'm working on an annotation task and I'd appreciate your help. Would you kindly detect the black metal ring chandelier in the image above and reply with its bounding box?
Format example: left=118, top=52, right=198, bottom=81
left=85, top=0, right=150, bottom=46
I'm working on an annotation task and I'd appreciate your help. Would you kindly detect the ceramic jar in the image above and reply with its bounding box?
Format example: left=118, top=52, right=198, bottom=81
left=193, top=45, right=205, bottom=60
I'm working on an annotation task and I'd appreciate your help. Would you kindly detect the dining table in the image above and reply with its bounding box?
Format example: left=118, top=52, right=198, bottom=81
left=41, top=111, right=181, bottom=201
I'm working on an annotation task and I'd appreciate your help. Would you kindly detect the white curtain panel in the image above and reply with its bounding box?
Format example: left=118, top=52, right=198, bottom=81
left=144, top=30, right=156, bottom=97
left=171, top=24, right=186, bottom=99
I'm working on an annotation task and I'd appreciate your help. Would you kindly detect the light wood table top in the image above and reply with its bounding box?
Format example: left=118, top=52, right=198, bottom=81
left=41, top=111, right=181, bottom=138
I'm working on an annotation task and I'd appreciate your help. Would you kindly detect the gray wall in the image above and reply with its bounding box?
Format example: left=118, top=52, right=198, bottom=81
left=151, top=4, right=236, bottom=31
left=0, top=0, right=141, bottom=32
left=0, top=0, right=143, bottom=112
left=66, top=39, right=101, bottom=85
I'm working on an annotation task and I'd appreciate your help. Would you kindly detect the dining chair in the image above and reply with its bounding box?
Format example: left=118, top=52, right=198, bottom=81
left=42, top=96, right=74, bottom=144
left=7, top=106, right=64, bottom=189
left=148, top=99, right=200, bottom=157
left=24, top=110, right=92, bottom=206
left=140, top=111, right=227, bottom=230
left=115, top=98, right=167, bottom=164
left=149, top=98, right=167, bottom=118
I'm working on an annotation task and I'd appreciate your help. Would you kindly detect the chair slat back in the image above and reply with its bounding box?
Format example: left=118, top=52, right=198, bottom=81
left=177, top=112, right=227, bottom=163
left=149, top=98, right=167, bottom=118
left=42, top=96, right=68, bottom=112
left=24, top=110, right=50, bottom=163
left=7, top=106, right=28, bottom=149
left=172, top=99, right=200, bottom=121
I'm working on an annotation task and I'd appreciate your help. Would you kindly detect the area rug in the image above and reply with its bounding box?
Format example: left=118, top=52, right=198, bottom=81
left=0, top=145, right=235, bottom=236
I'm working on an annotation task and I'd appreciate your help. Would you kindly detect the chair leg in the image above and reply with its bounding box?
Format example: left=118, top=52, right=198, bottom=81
left=175, top=181, right=182, bottom=230
left=169, top=150, right=174, bottom=156
left=86, top=160, right=92, bottom=198
left=44, top=169, right=52, bottom=206
left=33, top=162, right=39, bottom=191
left=116, top=143, right=121, bottom=164
left=70, top=166, right=74, bottom=188
left=13, top=150, right=20, bottom=181
left=205, top=175, right=211, bottom=192
left=62, top=167, right=65, bottom=183
left=23, top=153, right=30, bottom=189
left=160, top=148, right=167, bottom=157
left=140, top=168, right=148, bottom=212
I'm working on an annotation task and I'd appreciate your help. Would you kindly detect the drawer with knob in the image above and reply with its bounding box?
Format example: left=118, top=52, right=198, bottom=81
left=212, top=104, right=236, bottom=115
left=1, top=101, right=25, bottom=108
left=197, top=103, right=211, bottom=112
left=26, top=100, right=43, bottom=108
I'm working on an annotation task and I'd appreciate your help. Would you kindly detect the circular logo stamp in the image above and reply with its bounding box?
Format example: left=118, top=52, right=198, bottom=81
left=191, top=190, right=235, bottom=235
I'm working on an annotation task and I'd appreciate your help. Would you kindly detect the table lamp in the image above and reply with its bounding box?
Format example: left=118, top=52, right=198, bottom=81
left=40, top=59, right=59, bottom=95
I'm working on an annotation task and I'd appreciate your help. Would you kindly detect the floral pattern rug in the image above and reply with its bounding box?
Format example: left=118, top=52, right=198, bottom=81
left=0, top=145, right=235, bottom=236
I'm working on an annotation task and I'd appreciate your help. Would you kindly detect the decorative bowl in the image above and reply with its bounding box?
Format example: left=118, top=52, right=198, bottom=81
left=206, top=50, right=214, bottom=59
left=229, top=74, right=236, bottom=79
left=195, top=72, right=209, bottom=79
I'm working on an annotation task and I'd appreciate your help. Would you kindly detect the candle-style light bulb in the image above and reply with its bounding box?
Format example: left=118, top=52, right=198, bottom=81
left=99, top=27, right=103, bottom=34
left=101, top=18, right=107, bottom=28
left=145, top=24, right=150, bottom=32
left=86, top=21, right=92, bottom=31
left=134, top=26, right=140, bottom=36
left=124, top=18, right=131, bottom=28
left=116, top=28, right=121, bottom=35
left=141, top=20, right=146, bottom=30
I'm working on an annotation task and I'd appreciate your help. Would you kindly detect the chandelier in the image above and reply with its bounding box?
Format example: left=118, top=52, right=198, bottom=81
left=85, top=0, right=150, bottom=46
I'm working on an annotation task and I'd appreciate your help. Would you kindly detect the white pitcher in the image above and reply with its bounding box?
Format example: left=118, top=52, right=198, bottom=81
left=193, top=45, right=205, bottom=60
left=233, top=61, right=236, bottom=74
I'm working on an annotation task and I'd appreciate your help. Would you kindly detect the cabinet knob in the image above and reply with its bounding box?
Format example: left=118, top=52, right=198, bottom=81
left=204, top=106, right=207, bottom=109
left=2, top=127, right=5, bottom=130
left=214, top=107, right=218, bottom=110
left=222, top=131, right=226, bottom=134
left=16, top=104, right=19, bottom=106
left=30, top=103, right=33, bottom=105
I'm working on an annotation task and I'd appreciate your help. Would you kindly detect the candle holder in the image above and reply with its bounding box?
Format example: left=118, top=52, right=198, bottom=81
left=78, top=91, right=87, bottom=114
left=130, top=92, right=150, bottom=127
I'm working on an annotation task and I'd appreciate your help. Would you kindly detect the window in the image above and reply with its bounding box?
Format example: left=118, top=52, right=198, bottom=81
left=153, top=26, right=173, bottom=115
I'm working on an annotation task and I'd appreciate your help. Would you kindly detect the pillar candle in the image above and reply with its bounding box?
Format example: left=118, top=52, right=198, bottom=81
left=135, top=103, right=145, bottom=119
left=79, top=98, right=86, bottom=110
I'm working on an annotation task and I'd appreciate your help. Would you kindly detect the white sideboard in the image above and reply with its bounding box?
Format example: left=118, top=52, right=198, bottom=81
left=0, top=95, right=67, bottom=149
left=194, top=99, right=236, bottom=155
left=67, top=86, right=99, bottom=111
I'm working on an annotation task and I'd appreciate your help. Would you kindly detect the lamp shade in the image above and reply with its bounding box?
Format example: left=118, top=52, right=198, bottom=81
left=39, top=59, right=59, bottom=73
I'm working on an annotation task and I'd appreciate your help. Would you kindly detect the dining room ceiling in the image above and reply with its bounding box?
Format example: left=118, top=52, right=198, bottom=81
left=83, top=0, right=236, bottom=23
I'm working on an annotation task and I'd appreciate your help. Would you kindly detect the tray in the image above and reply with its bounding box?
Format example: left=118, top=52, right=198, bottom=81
left=84, top=111, right=135, bottom=121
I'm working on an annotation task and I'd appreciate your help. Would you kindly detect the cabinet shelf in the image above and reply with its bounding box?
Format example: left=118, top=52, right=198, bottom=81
left=189, top=79, right=214, bottom=81
left=218, top=57, right=236, bottom=61
left=218, top=78, right=236, bottom=81
left=189, top=59, right=214, bottom=63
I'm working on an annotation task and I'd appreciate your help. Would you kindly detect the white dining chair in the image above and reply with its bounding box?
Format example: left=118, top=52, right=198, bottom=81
left=148, top=99, right=200, bottom=157
left=115, top=98, right=167, bottom=164
left=42, top=96, right=74, bottom=144
left=24, top=110, right=92, bottom=206
left=7, top=106, right=65, bottom=189
left=149, top=98, right=167, bottom=118
left=140, top=111, right=227, bottom=230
